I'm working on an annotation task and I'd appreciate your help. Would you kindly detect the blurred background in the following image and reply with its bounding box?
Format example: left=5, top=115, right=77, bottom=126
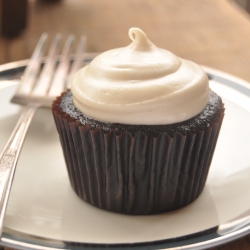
left=1, top=0, right=250, bottom=83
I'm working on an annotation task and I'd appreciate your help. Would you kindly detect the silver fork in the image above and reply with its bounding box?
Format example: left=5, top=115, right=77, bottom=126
left=0, top=33, right=86, bottom=234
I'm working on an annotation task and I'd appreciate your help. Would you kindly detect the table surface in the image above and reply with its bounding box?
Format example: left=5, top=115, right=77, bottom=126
left=1, top=0, right=250, bottom=249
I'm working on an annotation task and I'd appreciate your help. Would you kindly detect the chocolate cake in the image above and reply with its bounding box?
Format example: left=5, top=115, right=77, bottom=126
left=52, top=90, right=224, bottom=215
left=59, top=90, right=223, bottom=136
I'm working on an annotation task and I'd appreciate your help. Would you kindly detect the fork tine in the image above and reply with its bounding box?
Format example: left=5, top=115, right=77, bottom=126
left=33, top=34, right=61, bottom=96
left=67, top=35, right=87, bottom=88
left=13, top=33, right=48, bottom=97
left=48, top=35, right=75, bottom=97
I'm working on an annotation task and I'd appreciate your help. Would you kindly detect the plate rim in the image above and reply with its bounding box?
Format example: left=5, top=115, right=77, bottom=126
left=0, top=59, right=250, bottom=250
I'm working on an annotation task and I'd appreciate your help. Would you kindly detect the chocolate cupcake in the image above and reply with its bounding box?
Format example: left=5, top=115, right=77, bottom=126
left=52, top=28, right=224, bottom=215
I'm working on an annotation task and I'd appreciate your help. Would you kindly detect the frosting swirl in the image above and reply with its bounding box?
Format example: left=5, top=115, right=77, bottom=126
left=71, top=28, right=210, bottom=125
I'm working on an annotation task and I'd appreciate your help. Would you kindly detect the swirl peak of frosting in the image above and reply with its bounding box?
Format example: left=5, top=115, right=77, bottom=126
left=71, top=28, right=210, bottom=125
left=128, top=27, right=154, bottom=51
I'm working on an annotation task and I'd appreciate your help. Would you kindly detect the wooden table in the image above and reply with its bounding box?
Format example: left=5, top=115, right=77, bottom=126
left=1, top=0, right=250, bottom=249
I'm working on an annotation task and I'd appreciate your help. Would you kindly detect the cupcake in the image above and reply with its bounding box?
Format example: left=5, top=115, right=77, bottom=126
left=52, top=28, right=224, bottom=215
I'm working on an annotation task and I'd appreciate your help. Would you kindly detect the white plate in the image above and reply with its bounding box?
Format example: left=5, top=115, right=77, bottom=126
left=0, top=61, right=250, bottom=250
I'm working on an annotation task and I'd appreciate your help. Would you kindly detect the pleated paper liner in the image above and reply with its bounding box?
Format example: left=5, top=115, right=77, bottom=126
left=52, top=94, right=224, bottom=215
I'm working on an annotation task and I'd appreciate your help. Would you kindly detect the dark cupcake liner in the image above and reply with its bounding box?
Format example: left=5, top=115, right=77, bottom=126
left=52, top=94, right=224, bottom=215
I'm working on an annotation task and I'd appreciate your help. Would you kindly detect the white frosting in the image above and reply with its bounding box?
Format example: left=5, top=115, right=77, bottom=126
left=71, top=28, right=210, bottom=125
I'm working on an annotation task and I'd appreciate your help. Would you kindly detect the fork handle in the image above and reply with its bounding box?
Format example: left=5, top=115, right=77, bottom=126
left=0, top=105, right=38, bottom=235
